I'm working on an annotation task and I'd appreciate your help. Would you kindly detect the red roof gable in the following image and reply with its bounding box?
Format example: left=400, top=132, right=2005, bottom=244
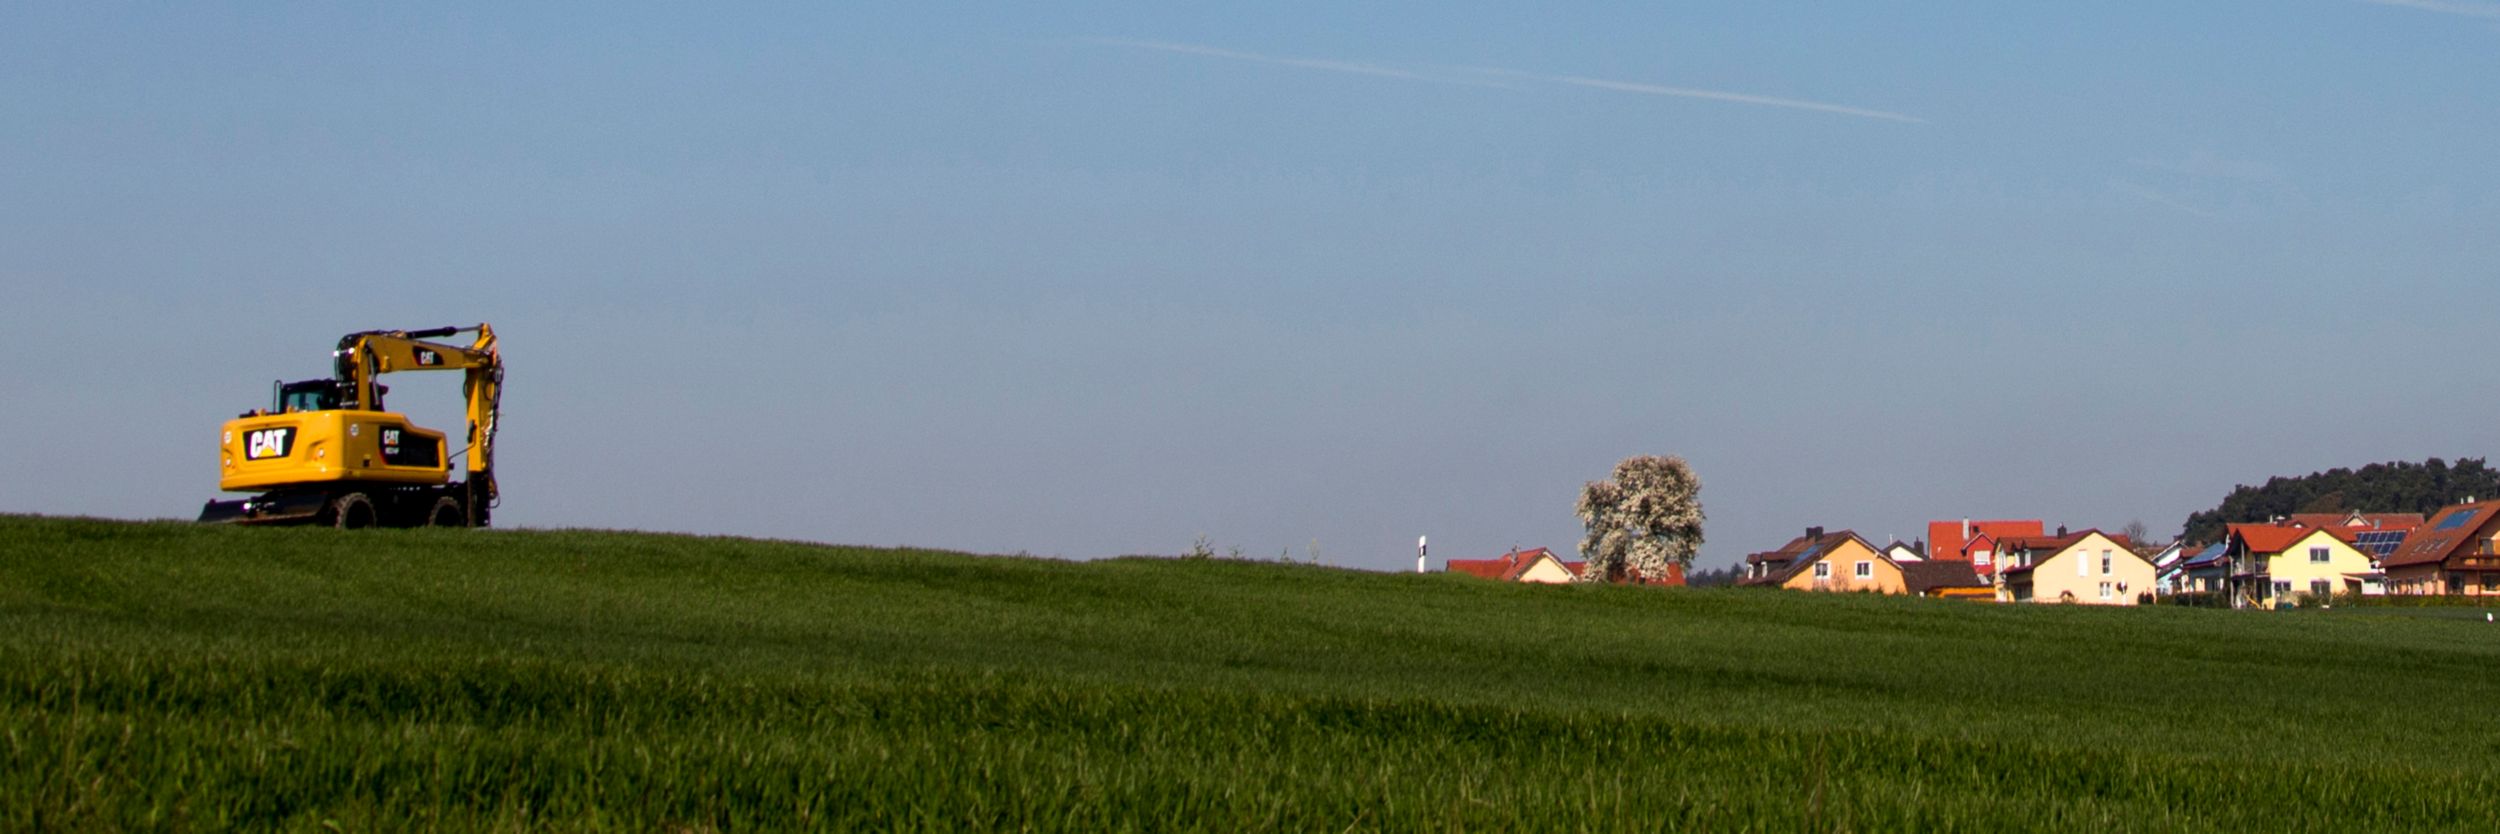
left=2287, top=512, right=2425, bottom=531
left=2384, top=502, right=2500, bottom=568
left=1447, top=547, right=1575, bottom=582
left=2227, top=524, right=2352, bottom=555
left=1926, top=519, right=2045, bottom=563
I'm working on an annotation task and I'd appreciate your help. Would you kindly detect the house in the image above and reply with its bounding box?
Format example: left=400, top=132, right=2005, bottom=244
left=2222, top=524, right=2372, bottom=607
left=2289, top=512, right=2421, bottom=575
left=2382, top=500, right=2500, bottom=596
left=1449, top=547, right=1687, bottom=586
left=1926, top=519, right=2047, bottom=581
left=1995, top=529, right=2154, bottom=605
left=2145, top=540, right=2188, bottom=587
left=1446, top=547, right=1579, bottom=584
left=1884, top=540, right=1926, bottom=563
left=1900, top=560, right=1991, bottom=599
left=2165, top=542, right=2227, bottom=595
left=1741, top=527, right=1905, bottom=593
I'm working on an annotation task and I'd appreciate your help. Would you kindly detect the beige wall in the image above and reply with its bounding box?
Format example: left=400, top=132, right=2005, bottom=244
left=1781, top=539, right=1905, bottom=594
left=2254, top=531, right=2373, bottom=601
left=2017, top=533, right=2155, bottom=605
left=1516, top=556, right=1577, bottom=584
left=2385, top=563, right=2500, bottom=595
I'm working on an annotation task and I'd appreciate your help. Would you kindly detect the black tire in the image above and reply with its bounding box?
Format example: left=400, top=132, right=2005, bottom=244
left=331, top=492, right=377, bottom=530
left=424, top=496, right=465, bottom=528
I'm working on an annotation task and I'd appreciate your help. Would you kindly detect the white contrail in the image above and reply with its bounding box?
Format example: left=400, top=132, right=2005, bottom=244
left=1545, top=75, right=1926, bottom=124
left=1090, top=38, right=1924, bottom=124
left=2360, top=0, right=2500, bottom=19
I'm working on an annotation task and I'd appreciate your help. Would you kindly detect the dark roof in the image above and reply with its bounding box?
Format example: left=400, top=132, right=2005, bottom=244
left=1998, top=530, right=2137, bottom=575
left=1900, top=560, right=1986, bottom=594
left=2384, top=501, right=2500, bottom=568
left=2178, top=541, right=2229, bottom=569
left=1739, top=529, right=1885, bottom=586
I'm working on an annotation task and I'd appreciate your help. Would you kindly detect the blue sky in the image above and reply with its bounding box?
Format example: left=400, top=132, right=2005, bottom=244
left=5, top=3, right=2497, bottom=570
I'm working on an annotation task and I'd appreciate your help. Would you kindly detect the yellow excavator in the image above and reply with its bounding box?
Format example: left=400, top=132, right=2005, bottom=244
left=200, top=324, right=502, bottom=528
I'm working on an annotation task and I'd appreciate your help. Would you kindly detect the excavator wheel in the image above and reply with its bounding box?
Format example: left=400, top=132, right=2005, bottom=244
left=330, top=492, right=377, bottom=530
left=424, top=496, right=466, bottom=528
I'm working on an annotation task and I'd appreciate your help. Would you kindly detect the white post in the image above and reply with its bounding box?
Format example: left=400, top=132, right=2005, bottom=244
left=1418, top=535, right=1428, bottom=574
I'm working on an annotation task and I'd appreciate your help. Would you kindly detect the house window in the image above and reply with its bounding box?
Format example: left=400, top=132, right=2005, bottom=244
left=2310, top=579, right=2331, bottom=598
left=2486, top=574, right=2498, bottom=593
left=2101, top=551, right=2113, bottom=575
left=2273, top=580, right=2291, bottom=598
left=2098, top=582, right=2112, bottom=600
left=1975, top=549, right=1992, bottom=567
left=2449, top=574, right=2467, bottom=594
left=1854, top=561, right=1872, bottom=579
left=2309, top=547, right=2330, bottom=564
left=1814, top=562, right=1830, bottom=579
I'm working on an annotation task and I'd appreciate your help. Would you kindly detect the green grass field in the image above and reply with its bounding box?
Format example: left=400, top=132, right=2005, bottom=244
left=5, top=514, right=2498, bottom=831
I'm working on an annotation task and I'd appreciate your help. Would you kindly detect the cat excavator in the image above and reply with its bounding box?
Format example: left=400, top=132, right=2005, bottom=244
left=199, top=324, right=502, bottom=528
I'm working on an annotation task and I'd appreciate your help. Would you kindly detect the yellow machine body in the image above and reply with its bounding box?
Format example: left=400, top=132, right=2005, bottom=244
left=199, top=323, right=501, bottom=528
left=217, top=410, right=450, bottom=492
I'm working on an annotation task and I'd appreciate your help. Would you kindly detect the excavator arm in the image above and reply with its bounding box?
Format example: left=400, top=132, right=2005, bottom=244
left=333, top=324, right=502, bottom=512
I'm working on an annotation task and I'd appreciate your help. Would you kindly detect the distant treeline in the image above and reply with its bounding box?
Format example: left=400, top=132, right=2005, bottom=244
left=2179, top=457, right=2500, bottom=544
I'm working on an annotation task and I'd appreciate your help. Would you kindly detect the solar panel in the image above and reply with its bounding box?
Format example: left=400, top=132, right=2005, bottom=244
left=2351, top=530, right=2404, bottom=557
left=2435, top=510, right=2478, bottom=532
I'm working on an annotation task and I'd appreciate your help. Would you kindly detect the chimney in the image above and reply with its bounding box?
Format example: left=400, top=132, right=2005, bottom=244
left=2057, top=524, right=2068, bottom=537
left=1962, top=518, right=1972, bottom=539
left=1807, top=526, right=1825, bottom=540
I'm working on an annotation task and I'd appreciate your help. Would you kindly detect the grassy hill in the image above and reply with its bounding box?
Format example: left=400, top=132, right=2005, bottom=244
left=4, top=515, right=2497, bottom=831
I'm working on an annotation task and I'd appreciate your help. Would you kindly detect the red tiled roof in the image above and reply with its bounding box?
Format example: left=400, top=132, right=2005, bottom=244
left=2287, top=512, right=2425, bottom=531
left=1926, top=519, right=2046, bottom=562
left=2229, top=524, right=2319, bottom=555
left=1446, top=547, right=1570, bottom=581
left=2384, top=502, right=2500, bottom=568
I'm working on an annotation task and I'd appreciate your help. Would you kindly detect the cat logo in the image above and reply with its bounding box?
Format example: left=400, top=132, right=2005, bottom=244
left=382, top=428, right=401, bottom=452
left=244, top=427, right=295, bottom=460
left=414, top=348, right=442, bottom=367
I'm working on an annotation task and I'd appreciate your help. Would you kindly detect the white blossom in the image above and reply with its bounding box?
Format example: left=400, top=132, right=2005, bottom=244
left=1576, top=455, right=1705, bottom=583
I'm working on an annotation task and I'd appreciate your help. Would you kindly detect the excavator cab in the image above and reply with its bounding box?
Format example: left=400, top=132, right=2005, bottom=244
left=274, top=379, right=343, bottom=413
left=268, top=379, right=383, bottom=414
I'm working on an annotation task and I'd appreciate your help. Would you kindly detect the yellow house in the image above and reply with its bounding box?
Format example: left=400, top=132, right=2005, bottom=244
left=1740, top=528, right=1907, bottom=594
left=2225, top=524, right=2372, bottom=607
left=1997, top=530, right=2154, bottom=605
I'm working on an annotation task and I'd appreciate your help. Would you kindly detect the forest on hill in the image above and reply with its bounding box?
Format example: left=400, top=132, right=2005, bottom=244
left=2179, top=457, right=2500, bottom=544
